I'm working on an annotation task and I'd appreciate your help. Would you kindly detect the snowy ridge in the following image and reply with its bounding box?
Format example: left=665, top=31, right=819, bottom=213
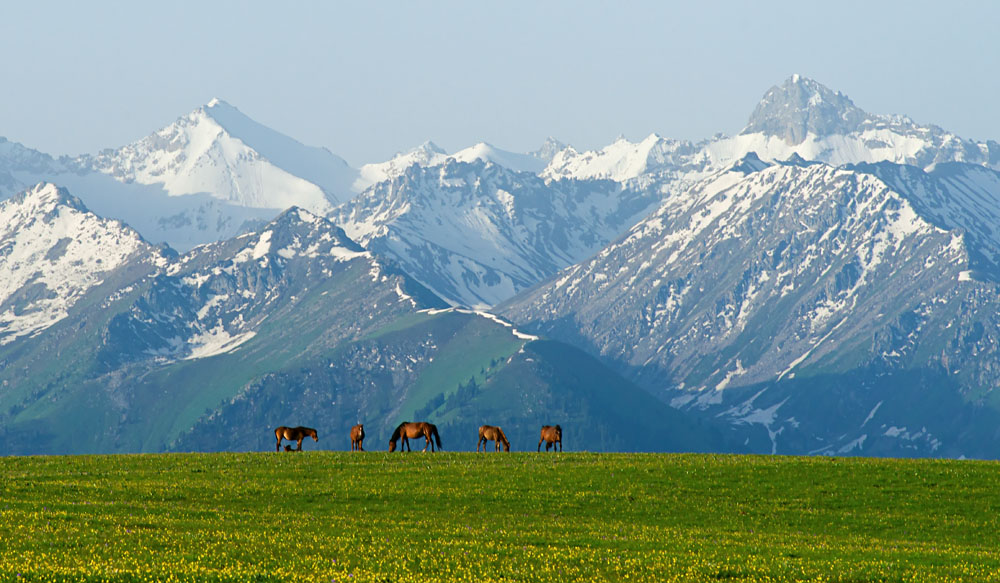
left=419, top=307, right=539, bottom=341
left=543, top=134, right=699, bottom=183
left=850, top=161, right=1000, bottom=279
left=0, top=183, right=155, bottom=344
left=450, top=142, right=547, bottom=174
left=355, top=140, right=549, bottom=191
left=355, top=141, right=448, bottom=191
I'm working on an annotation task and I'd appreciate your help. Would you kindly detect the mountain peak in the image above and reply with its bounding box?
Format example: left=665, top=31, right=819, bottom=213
left=741, top=76, right=869, bottom=144
left=531, top=137, right=568, bottom=162
left=13, top=182, right=88, bottom=214
left=416, top=140, right=447, bottom=155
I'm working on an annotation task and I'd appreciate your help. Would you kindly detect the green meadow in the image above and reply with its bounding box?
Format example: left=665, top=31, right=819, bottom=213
left=2, top=452, right=999, bottom=582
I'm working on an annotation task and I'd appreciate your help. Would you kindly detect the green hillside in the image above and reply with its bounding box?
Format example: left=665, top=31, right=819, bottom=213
left=2, top=452, right=999, bottom=582
left=174, top=310, right=726, bottom=453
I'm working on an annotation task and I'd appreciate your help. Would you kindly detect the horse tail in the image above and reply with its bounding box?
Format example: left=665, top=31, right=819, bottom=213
left=432, top=424, right=442, bottom=450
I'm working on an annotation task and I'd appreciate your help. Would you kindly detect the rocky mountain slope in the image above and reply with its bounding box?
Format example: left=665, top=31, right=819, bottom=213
left=331, top=159, right=659, bottom=307
left=502, top=155, right=1000, bottom=457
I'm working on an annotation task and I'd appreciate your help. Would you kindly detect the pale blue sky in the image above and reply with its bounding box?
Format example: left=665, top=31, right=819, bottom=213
left=2, top=1, right=998, bottom=166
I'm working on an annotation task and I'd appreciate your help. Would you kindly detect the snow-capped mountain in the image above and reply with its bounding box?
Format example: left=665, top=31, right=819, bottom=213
left=543, top=75, right=1000, bottom=185
left=502, top=155, right=1000, bottom=457
left=0, top=183, right=160, bottom=345
left=332, top=159, right=658, bottom=308
left=708, top=75, right=1000, bottom=170
left=0, top=101, right=364, bottom=251
left=75, top=99, right=358, bottom=213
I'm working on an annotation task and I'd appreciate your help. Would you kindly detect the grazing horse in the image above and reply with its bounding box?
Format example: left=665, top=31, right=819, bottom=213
left=389, top=421, right=442, bottom=452
left=350, top=424, right=366, bottom=451
left=477, top=425, right=510, bottom=452
left=538, top=424, right=562, bottom=452
left=274, top=426, right=318, bottom=452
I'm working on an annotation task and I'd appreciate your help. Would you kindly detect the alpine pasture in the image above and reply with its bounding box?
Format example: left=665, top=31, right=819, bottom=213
left=2, top=452, right=999, bottom=581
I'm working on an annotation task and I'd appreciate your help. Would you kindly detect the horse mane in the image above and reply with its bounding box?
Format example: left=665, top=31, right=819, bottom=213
left=390, top=422, right=407, bottom=442
left=498, top=427, right=510, bottom=446
left=555, top=424, right=562, bottom=434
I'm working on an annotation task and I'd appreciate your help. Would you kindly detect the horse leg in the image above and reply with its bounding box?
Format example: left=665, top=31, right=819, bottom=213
left=538, top=438, right=543, bottom=452
left=558, top=440, right=562, bottom=452
left=296, top=438, right=303, bottom=451
left=276, top=437, right=281, bottom=452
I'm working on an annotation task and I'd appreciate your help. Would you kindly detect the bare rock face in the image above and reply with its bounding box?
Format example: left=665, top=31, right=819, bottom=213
left=742, top=75, right=870, bottom=144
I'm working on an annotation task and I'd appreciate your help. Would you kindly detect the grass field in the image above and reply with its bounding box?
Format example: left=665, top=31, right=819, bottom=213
left=2, top=452, right=1000, bottom=582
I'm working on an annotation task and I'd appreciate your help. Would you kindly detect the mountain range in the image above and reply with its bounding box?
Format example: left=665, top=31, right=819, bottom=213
left=0, top=185, right=721, bottom=454
left=4, top=75, right=1000, bottom=457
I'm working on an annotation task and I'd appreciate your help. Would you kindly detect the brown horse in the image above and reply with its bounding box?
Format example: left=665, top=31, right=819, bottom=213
left=477, top=425, right=510, bottom=452
left=538, top=424, right=562, bottom=452
left=389, top=421, right=442, bottom=452
left=350, top=424, right=365, bottom=451
left=274, top=426, right=318, bottom=452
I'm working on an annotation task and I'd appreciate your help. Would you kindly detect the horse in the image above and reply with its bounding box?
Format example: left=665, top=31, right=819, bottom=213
left=283, top=445, right=296, bottom=452
left=274, top=426, right=318, bottom=452
left=477, top=425, right=510, bottom=452
left=350, top=424, right=365, bottom=451
left=538, top=424, right=562, bottom=452
left=389, top=421, right=442, bottom=452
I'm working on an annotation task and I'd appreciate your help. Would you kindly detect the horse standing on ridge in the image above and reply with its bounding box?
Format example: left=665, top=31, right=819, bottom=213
left=477, top=425, right=510, bottom=452
left=538, top=425, right=562, bottom=452
left=350, top=424, right=365, bottom=451
left=274, top=426, right=318, bottom=452
left=389, top=421, right=442, bottom=452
